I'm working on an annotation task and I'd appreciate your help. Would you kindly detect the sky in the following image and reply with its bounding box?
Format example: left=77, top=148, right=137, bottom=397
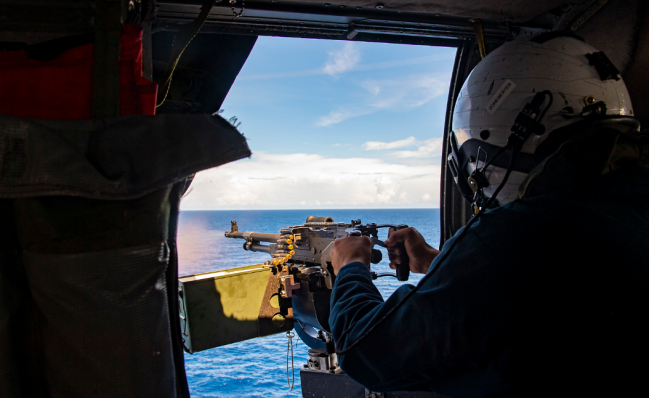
left=180, top=36, right=456, bottom=210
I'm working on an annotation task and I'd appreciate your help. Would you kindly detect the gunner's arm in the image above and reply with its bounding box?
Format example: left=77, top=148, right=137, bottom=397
left=329, top=229, right=515, bottom=395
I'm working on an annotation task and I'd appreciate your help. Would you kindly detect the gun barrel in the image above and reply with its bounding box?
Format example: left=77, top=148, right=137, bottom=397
left=247, top=243, right=271, bottom=253
left=224, top=231, right=281, bottom=243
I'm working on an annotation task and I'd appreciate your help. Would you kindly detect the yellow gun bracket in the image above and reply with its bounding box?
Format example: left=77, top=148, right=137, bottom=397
left=179, top=264, right=294, bottom=353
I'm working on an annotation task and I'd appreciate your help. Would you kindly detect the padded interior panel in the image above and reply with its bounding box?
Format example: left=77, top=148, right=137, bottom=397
left=620, top=4, right=649, bottom=130
left=287, top=0, right=589, bottom=22
left=576, top=0, right=643, bottom=74
left=572, top=0, right=649, bottom=129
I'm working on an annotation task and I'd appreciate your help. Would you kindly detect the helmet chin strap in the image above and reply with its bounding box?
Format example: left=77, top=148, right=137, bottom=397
left=469, top=90, right=554, bottom=213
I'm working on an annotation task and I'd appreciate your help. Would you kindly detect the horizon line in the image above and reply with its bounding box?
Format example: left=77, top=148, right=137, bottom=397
left=180, top=207, right=440, bottom=211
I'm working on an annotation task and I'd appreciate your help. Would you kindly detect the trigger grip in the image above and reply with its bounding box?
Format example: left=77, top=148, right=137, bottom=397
left=371, top=248, right=382, bottom=264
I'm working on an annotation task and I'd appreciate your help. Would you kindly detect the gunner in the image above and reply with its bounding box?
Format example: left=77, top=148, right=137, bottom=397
left=329, top=33, right=649, bottom=397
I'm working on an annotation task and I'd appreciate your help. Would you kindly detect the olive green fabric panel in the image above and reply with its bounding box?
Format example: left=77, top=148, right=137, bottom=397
left=153, top=33, right=258, bottom=115
left=13, top=185, right=172, bottom=254
left=2, top=184, right=181, bottom=397
left=0, top=200, right=18, bottom=252
left=24, top=244, right=176, bottom=398
left=0, top=110, right=250, bottom=398
left=0, top=200, right=47, bottom=398
left=0, top=114, right=251, bottom=200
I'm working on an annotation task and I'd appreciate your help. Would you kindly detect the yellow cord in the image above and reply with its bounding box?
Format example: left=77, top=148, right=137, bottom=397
left=156, top=0, right=217, bottom=108
left=468, top=19, right=487, bottom=59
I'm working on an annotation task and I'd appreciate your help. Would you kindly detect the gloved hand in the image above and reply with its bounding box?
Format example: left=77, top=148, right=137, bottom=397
left=331, top=236, right=372, bottom=275
left=385, top=227, right=440, bottom=274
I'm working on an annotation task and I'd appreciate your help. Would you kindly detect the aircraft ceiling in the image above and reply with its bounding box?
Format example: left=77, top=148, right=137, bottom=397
left=283, top=0, right=590, bottom=21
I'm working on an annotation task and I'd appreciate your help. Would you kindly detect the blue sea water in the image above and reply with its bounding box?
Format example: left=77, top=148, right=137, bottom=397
left=177, top=209, right=440, bottom=397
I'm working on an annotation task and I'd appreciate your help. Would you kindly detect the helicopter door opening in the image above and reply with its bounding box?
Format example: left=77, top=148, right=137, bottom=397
left=175, top=35, right=456, bottom=396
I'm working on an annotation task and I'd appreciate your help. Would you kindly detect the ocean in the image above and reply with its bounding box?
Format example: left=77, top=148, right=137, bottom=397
left=177, top=209, right=440, bottom=397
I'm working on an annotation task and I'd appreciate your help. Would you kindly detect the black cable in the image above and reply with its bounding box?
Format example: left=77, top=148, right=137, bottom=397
left=480, top=144, right=508, bottom=173
left=335, top=145, right=518, bottom=356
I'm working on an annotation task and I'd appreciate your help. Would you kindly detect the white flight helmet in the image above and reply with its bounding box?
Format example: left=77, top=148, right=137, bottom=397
left=448, top=32, right=635, bottom=211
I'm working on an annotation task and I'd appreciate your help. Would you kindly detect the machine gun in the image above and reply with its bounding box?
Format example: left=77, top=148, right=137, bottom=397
left=178, top=216, right=410, bottom=374
left=222, top=216, right=410, bottom=372
left=224, top=215, right=410, bottom=281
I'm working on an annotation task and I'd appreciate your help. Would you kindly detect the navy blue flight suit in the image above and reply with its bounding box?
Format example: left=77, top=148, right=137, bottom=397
left=330, top=128, right=649, bottom=397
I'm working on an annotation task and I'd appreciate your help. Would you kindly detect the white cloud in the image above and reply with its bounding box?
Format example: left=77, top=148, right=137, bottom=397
left=323, top=43, right=360, bottom=75
left=361, top=79, right=381, bottom=96
left=361, top=137, right=444, bottom=159
left=316, top=108, right=374, bottom=127
left=238, top=53, right=455, bottom=81
left=354, top=53, right=455, bottom=73
left=393, top=138, right=444, bottom=158
left=317, top=74, right=450, bottom=126
left=363, top=136, right=417, bottom=150
left=180, top=152, right=440, bottom=210
left=366, top=75, right=449, bottom=109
